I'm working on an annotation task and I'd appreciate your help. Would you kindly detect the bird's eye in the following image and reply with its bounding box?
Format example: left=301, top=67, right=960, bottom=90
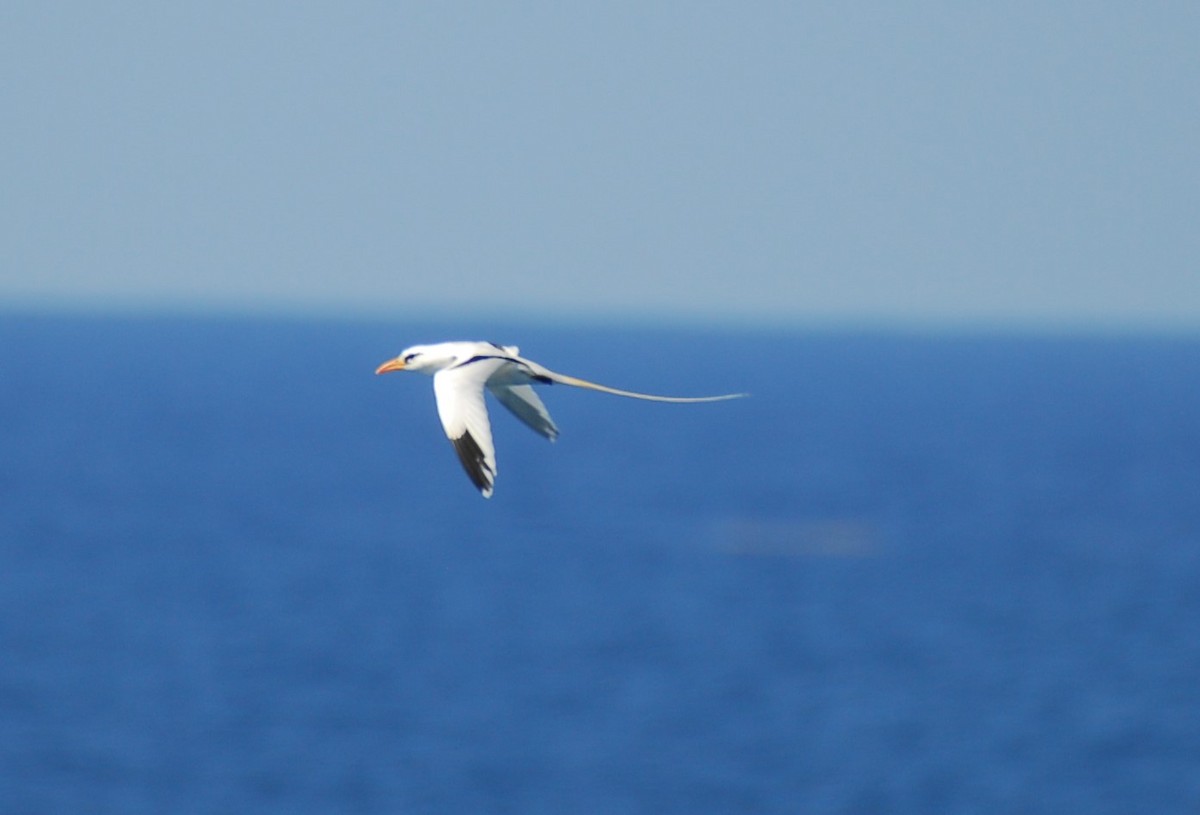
left=404, top=353, right=419, bottom=363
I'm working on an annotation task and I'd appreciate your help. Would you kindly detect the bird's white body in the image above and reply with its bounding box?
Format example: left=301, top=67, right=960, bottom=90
left=376, top=341, right=745, bottom=497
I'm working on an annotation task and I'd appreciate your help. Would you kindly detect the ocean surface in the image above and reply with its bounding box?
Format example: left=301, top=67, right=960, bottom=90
left=1, top=312, right=1199, bottom=814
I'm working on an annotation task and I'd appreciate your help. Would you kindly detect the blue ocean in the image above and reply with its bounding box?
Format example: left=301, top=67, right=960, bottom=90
left=2, top=312, right=1198, bottom=813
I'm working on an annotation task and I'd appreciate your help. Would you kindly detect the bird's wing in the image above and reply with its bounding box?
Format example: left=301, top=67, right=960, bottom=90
left=488, top=383, right=559, bottom=441
left=518, top=357, right=748, bottom=403
left=432, top=365, right=500, bottom=497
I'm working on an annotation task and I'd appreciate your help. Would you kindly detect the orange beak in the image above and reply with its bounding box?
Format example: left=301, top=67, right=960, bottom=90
left=375, top=357, right=407, bottom=375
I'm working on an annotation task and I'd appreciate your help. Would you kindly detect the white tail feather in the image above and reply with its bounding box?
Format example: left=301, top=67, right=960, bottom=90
left=547, top=371, right=748, bottom=403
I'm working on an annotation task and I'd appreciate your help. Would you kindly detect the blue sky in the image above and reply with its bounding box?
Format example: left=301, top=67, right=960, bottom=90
left=3, top=2, right=1197, bottom=328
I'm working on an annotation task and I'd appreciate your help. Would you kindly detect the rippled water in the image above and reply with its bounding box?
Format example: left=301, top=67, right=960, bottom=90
left=2, top=313, right=1198, bottom=813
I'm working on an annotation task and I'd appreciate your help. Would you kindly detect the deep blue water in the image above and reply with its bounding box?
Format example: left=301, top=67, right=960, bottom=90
left=2, top=312, right=1199, bottom=813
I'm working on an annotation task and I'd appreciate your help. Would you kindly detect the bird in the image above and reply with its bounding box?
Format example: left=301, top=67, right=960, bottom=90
left=375, top=341, right=746, bottom=497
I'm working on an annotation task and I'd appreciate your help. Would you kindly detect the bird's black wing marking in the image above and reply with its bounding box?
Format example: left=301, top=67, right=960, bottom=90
left=456, top=353, right=551, bottom=383
left=455, top=354, right=506, bottom=368
left=451, top=429, right=493, bottom=494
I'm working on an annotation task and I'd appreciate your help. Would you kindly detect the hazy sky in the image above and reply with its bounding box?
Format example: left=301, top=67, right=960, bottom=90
left=3, top=2, right=1197, bottom=328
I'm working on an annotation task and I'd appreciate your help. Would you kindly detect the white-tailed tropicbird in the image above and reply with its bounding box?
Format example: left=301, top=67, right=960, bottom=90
left=376, top=341, right=746, bottom=497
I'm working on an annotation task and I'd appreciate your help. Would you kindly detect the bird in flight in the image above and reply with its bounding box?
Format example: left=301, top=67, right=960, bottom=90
left=376, top=341, right=746, bottom=497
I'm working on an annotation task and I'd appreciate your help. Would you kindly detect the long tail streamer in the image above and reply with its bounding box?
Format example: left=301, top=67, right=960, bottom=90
left=547, top=370, right=748, bottom=403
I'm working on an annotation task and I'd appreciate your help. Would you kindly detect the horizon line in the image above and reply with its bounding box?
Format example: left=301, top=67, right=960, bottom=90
left=3, top=295, right=1199, bottom=339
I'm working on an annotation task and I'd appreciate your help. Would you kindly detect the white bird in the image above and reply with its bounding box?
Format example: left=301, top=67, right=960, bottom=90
left=375, top=341, right=746, bottom=497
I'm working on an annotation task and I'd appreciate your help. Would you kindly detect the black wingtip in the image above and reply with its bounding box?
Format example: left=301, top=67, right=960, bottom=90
left=451, top=430, right=494, bottom=497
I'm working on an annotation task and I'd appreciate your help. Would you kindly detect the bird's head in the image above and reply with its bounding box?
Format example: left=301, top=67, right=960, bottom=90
left=375, top=345, right=453, bottom=376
